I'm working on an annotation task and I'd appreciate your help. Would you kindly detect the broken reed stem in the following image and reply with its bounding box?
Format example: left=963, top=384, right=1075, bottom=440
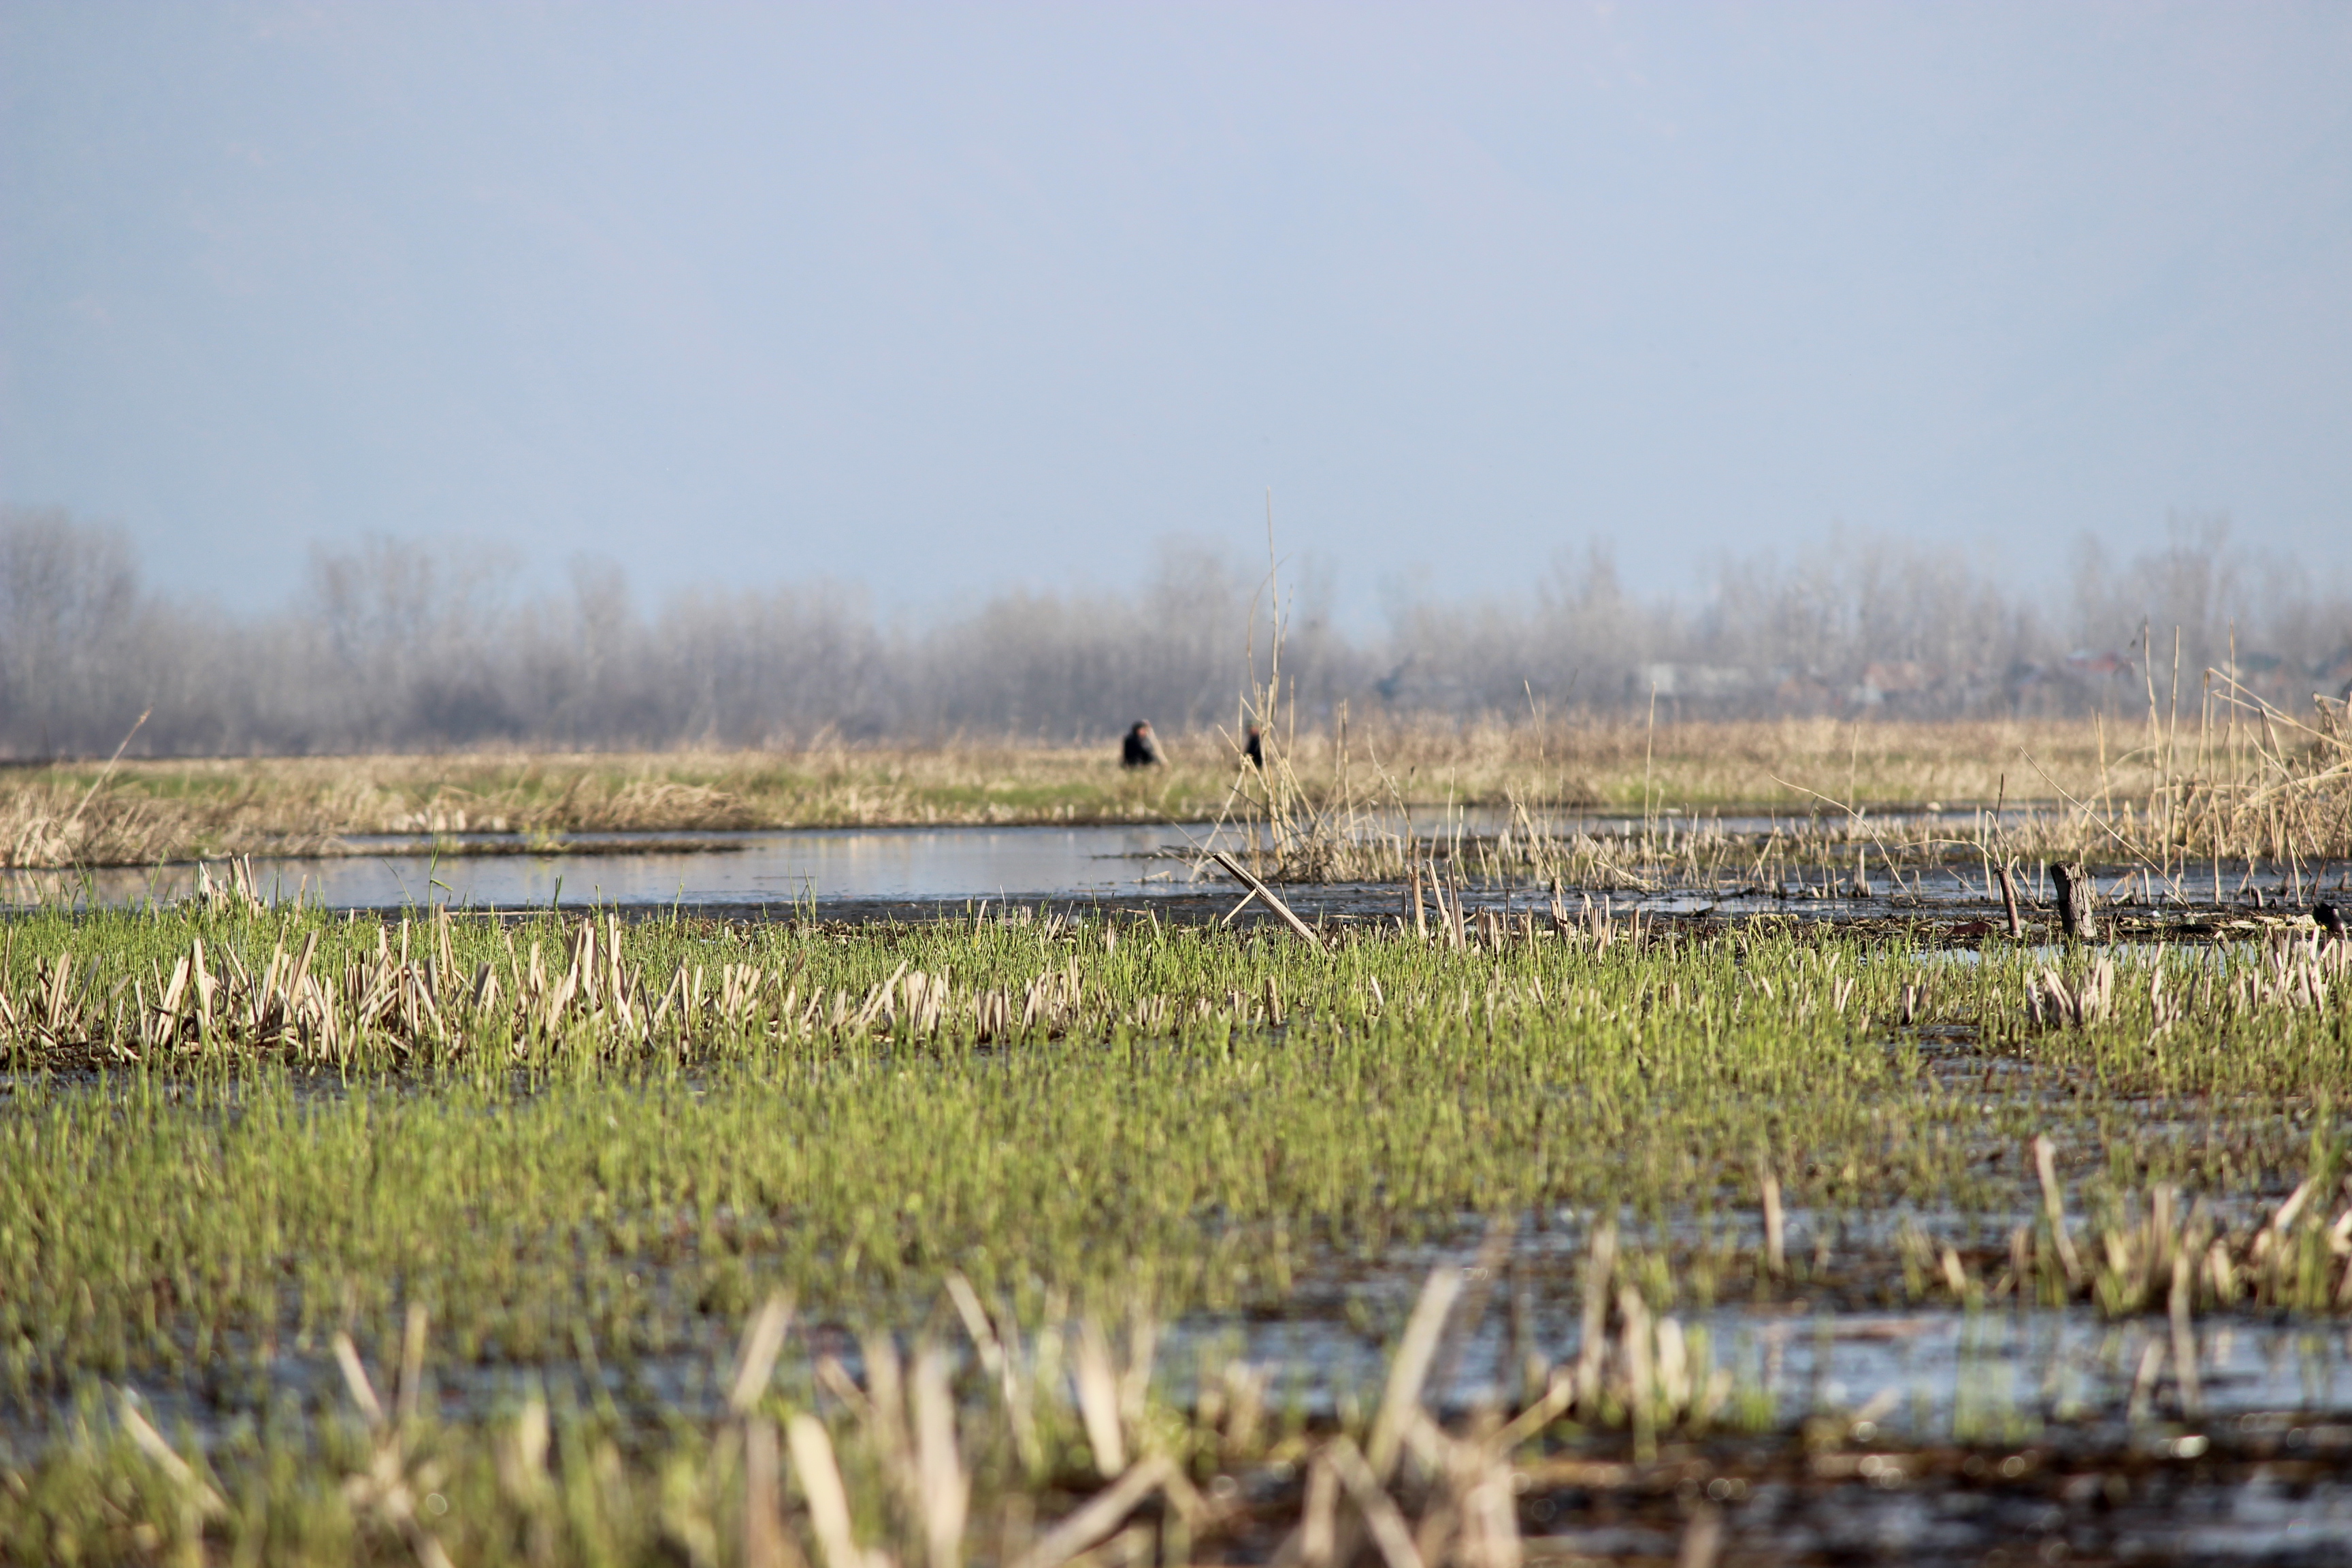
left=1997, top=860, right=2024, bottom=940
left=1366, top=1268, right=1462, bottom=1481
left=1015, top=1456, right=1173, bottom=1568
left=1208, top=850, right=1321, bottom=948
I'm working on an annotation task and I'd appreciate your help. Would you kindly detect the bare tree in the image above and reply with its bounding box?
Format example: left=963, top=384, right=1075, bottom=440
left=2, top=506, right=2345, bottom=757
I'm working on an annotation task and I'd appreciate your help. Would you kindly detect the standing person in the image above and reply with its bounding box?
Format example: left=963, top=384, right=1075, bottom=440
left=1122, top=721, right=1164, bottom=767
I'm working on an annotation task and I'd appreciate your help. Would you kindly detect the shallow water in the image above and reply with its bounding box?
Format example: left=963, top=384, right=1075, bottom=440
left=7, top=823, right=1213, bottom=911
left=18, top=1246, right=2352, bottom=1567
left=24, top=1247, right=2351, bottom=1450
left=10, top=800, right=2338, bottom=921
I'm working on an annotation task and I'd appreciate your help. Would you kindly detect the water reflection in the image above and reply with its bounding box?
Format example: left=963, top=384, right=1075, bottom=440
left=7, top=823, right=1217, bottom=911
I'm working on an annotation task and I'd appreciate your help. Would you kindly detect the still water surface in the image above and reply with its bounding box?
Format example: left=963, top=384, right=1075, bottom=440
left=11, top=823, right=1221, bottom=911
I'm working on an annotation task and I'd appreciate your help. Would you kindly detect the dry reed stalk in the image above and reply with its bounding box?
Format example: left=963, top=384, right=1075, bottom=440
left=731, top=1294, right=792, bottom=1412
left=1642, top=685, right=1658, bottom=846
left=1573, top=1224, right=1616, bottom=1411
left=945, top=1275, right=1043, bottom=1477
left=1675, top=1504, right=1723, bottom=1568
left=1367, top=1267, right=1463, bottom=1481
left=2227, top=619, right=2238, bottom=783
left=1209, top=849, right=1322, bottom=948
left=913, top=1347, right=970, bottom=1568
left=118, top=1389, right=228, bottom=1546
left=2034, top=1137, right=2085, bottom=1288
left=61, top=707, right=150, bottom=837
left=1072, top=1318, right=1127, bottom=1477
left=1298, top=1456, right=1339, bottom=1568
left=2166, top=627, right=2183, bottom=883
left=787, top=1416, right=867, bottom=1568
left=1013, top=1456, right=1174, bottom=1568
left=2168, top=1252, right=2202, bottom=1420
left=745, top=1420, right=791, bottom=1568
left=331, top=1307, right=456, bottom=1568
left=1325, top=1437, right=1425, bottom=1568
left=1616, top=1286, right=1656, bottom=1463
left=2126, top=1339, right=2166, bottom=1426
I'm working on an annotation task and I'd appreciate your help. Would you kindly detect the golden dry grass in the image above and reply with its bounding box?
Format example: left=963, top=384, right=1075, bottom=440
left=4, top=712, right=2343, bottom=868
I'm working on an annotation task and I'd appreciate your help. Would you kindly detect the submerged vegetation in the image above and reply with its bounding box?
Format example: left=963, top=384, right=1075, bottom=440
left=3, top=896, right=2349, bottom=1562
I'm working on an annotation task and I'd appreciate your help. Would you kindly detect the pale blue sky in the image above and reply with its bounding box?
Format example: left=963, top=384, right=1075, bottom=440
left=3, top=1, right=2347, bottom=623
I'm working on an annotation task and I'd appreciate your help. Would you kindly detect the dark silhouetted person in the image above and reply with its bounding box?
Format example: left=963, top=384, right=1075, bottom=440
left=1122, top=721, right=1163, bottom=768
left=1243, top=725, right=1265, bottom=768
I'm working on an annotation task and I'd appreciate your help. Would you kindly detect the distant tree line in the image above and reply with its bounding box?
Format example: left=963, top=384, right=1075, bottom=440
left=3, top=505, right=2347, bottom=758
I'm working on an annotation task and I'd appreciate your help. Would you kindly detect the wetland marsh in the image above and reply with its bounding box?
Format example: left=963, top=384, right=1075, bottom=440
left=6, top=707, right=2351, bottom=1565
left=5, top=885, right=2351, bottom=1565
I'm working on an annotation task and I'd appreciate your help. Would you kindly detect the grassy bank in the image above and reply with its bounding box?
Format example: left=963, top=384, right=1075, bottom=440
left=3, top=903, right=2349, bottom=1562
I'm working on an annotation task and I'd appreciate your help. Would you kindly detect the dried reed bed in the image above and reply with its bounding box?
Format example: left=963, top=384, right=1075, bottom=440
left=1235, top=697, right=2352, bottom=885
left=0, top=718, right=2165, bottom=870
left=1, top=743, right=1215, bottom=869
left=7, top=710, right=2345, bottom=901
left=1283, top=713, right=2131, bottom=811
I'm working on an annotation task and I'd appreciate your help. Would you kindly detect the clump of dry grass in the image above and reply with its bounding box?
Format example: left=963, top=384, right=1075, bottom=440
left=2115, top=683, right=2351, bottom=868
left=1, top=779, right=183, bottom=868
left=0, top=774, right=344, bottom=870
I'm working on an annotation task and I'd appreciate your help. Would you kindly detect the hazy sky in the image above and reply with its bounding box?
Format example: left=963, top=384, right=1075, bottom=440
left=3, top=1, right=2347, bottom=623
